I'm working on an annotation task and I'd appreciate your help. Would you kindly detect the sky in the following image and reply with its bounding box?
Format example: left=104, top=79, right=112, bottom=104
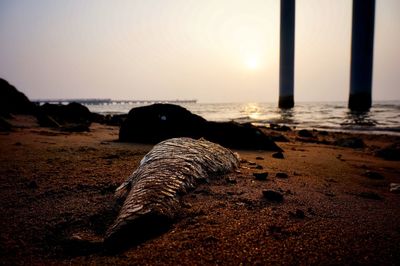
left=0, top=0, right=399, bottom=103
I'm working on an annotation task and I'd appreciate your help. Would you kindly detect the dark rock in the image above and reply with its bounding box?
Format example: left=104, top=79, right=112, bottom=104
left=59, top=123, right=90, bottom=132
left=205, top=121, right=282, bottom=151
left=0, top=78, right=36, bottom=117
left=27, top=180, right=38, bottom=189
left=318, top=130, right=329, bottom=136
left=358, top=191, right=383, bottom=200
left=253, top=172, right=268, bottom=181
left=270, top=132, right=290, bottom=142
left=334, top=137, right=365, bottom=149
left=96, top=114, right=128, bottom=126
left=36, top=114, right=61, bottom=128
left=0, top=117, right=12, bottom=131
left=37, top=102, right=92, bottom=131
left=272, top=152, right=284, bottom=159
left=254, top=165, right=263, bottom=170
left=203, top=235, right=219, bottom=243
left=255, top=156, right=264, bottom=160
left=90, top=112, right=107, bottom=124
left=298, top=129, right=313, bottom=138
left=270, top=123, right=291, bottom=131
left=364, top=170, right=384, bottom=180
left=276, top=172, right=288, bottom=178
left=289, top=209, right=305, bottom=219
left=119, top=104, right=207, bottom=143
left=262, top=190, right=284, bottom=202
left=375, top=142, right=400, bottom=161
left=119, top=104, right=282, bottom=151
left=39, top=102, right=92, bottom=124
left=225, top=176, right=237, bottom=184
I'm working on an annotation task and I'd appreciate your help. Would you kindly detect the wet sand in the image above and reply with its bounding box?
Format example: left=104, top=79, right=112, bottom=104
left=1, top=115, right=400, bottom=265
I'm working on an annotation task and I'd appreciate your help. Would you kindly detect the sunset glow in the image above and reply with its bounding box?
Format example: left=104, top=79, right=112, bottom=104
left=0, top=1, right=399, bottom=102
left=245, top=57, right=259, bottom=70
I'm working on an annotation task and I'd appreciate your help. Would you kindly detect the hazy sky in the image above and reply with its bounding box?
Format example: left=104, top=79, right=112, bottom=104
left=0, top=0, right=399, bottom=103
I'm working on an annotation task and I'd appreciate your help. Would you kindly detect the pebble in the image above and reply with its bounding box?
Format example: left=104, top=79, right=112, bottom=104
left=334, top=137, right=365, bottom=149
left=375, top=142, right=400, bottom=161
left=262, top=190, right=284, bottom=202
left=389, top=183, right=400, bottom=193
left=289, top=209, right=305, bottom=219
left=318, top=130, right=329, bottom=136
left=253, top=172, right=268, bottom=181
left=255, top=157, right=264, bottom=160
left=364, top=170, right=384, bottom=180
left=298, top=129, right=313, bottom=138
left=27, top=180, right=38, bottom=189
left=276, top=172, right=288, bottom=178
left=272, top=152, right=284, bottom=159
left=225, top=176, right=237, bottom=184
left=358, top=191, right=383, bottom=200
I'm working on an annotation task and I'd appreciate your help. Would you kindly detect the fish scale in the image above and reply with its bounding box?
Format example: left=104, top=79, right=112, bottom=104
left=105, top=137, right=240, bottom=244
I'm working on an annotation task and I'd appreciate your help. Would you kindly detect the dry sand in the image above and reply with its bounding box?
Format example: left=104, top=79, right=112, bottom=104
left=1, top=115, right=399, bottom=265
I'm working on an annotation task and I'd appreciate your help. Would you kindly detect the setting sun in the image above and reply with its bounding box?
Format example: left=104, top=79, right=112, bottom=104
left=245, top=57, right=259, bottom=70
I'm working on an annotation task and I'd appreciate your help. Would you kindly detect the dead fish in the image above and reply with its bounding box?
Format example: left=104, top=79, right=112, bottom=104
left=105, top=137, right=240, bottom=247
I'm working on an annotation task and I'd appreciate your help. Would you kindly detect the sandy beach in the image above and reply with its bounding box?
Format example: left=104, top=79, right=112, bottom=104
left=0, top=115, right=399, bottom=265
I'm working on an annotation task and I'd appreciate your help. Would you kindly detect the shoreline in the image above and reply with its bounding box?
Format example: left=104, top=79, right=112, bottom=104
left=1, top=115, right=400, bottom=264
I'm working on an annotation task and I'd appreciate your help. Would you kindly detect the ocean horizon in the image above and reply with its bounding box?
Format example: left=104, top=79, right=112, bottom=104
left=74, top=100, right=400, bottom=136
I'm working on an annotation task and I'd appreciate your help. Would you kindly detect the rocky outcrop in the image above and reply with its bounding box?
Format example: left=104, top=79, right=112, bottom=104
left=37, top=102, right=93, bottom=131
left=119, top=104, right=282, bottom=151
left=119, top=104, right=206, bottom=143
left=0, top=78, right=36, bottom=117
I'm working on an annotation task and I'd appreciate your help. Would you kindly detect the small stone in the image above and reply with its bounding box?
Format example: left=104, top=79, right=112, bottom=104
left=248, top=161, right=257, bottom=166
left=272, top=152, right=284, bottom=159
left=298, top=129, right=313, bottom=138
left=364, top=170, right=384, bottom=180
left=254, top=165, right=263, bottom=170
left=358, top=191, right=383, bottom=200
left=204, top=235, right=219, bottom=243
left=253, top=172, right=268, bottom=181
left=389, top=183, right=400, bottom=193
left=334, top=137, right=365, bottom=149
left=27, top=180, right=38, bottom=189
left=262, top=190, right=284, bottom=202
left=375, top=142, right=400, bottom=161
left=276, top=172, right=288, bottom=178
left=289, top=209, right=305, bottom=219
left=182, top=202, right=192, bottom=208
left=255, top=157, right=264, bottom=160
left=14, top=142, right=22, bottom=146
left=225, top=176, right=237, bottom=184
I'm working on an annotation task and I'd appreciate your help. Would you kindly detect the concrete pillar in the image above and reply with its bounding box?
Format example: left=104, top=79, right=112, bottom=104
left=349, top=0, right=375, bottom=111
left=279, top=0, right=295, bottom=109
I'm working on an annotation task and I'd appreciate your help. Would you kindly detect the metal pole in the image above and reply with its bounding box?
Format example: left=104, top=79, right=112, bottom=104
left=349, top=0, right=375, bottom=111
left=279, top=0, right=295, bottom=109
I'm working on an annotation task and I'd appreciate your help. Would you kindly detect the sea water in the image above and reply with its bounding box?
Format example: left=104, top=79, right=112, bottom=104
left=86, top=101, right=400, bottom=135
